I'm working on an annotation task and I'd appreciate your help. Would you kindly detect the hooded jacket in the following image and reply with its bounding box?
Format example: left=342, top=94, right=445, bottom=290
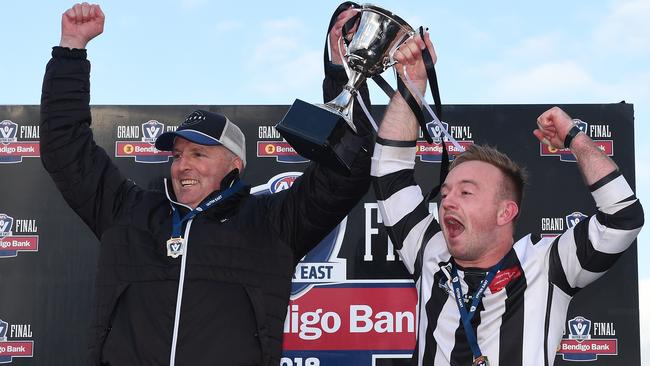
left=40, top=46, right=372, bottom=365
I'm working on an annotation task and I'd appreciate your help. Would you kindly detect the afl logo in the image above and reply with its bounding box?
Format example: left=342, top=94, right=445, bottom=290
left=565, top=212, right=588, bottom=229
left=0, top=120, right=40, bottom=164
left=0, top=120, right=18, bottom=143
left=270, top=175, right=298, bottom=193
left=251, top=172, right=301, bottom=196
left=426, top=120, right=449, bottom=144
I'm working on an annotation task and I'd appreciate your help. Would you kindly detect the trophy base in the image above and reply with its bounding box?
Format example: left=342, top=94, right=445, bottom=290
left=276, top=99, right=362, bottom=175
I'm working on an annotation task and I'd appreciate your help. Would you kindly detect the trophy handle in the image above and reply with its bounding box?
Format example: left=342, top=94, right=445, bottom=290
left=338, top=35, right=355, bottom=81
left=386, top=31, right=415, bottom=68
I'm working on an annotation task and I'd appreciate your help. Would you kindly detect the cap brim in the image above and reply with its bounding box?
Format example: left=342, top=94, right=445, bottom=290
left=155, top=130, right=222, bottom=151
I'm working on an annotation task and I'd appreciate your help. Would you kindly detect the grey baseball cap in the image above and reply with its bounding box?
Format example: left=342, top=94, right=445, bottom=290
left=155, top=110, right=246, bottom=167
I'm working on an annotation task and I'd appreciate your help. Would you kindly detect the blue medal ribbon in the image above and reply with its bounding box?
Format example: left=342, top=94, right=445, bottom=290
left=170, top=180, right=245, bottom=239
left=450, top=257, right=505, bottom=360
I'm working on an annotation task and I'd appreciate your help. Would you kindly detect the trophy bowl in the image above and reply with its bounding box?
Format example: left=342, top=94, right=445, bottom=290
left=276, top=4, right=414, bottom=173
left=346, top=5, right=413, bottom=78
left=322, top=5, right=414, bottom=127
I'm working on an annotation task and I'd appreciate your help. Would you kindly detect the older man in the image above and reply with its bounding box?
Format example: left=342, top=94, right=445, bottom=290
left=40, top=3, right=370, bottom=365
left=371, top=34, right=644, bottom=365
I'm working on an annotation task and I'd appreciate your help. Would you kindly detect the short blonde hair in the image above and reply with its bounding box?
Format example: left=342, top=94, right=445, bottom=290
left=450, top=144, right=528, bottom=209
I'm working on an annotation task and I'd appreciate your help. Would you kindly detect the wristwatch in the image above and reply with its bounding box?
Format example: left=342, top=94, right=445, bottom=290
left=564, top=119, right=585, bottom=149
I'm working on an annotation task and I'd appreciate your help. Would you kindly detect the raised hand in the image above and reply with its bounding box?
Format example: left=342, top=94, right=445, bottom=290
left=534, top=106, right=575, bottom=149
left=377, top=33, right=436, bottom=141
left=393, top=32, right=436, bottom=94
left=60, top=2, right=105, bottom=49
left=328, top=7, right=359, bottom=65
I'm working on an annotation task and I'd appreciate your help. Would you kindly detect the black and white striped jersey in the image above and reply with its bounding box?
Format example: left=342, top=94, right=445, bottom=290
left=370, top=140, right=644, bottom=366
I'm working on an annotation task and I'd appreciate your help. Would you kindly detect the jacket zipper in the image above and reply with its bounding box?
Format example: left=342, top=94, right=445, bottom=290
left=168, top=218, right=193, bottom=366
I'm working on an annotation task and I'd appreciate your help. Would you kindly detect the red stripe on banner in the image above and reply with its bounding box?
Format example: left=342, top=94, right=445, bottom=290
left=0, top=341, right=34, bottom=356
left=0, top=236, right=38, bottom=251
left=257, top=142, right=300, bottom=157
left=283, top=287, right=417, bottom=350
left=0, top=142, right=40, bottom=157
left=540, top=140, right=613, bottom=156
left=115, top=141, right=171, bottom=157
left=415, top=140, right=473, bottom=156
left=558, top=339, right=617, bottom=355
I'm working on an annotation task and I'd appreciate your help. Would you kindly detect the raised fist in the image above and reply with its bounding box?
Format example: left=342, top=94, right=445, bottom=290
left=60, top=2, right=105, bottom=49
left=534, top=106, right=575, bottom=149
left=393, top=32, right=436, bottom=93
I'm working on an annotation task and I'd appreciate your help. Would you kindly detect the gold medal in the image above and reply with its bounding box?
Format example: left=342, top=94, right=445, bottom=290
left=472, top=355, right=489, bottom=366
left=166, top=237, right=184, bottom=258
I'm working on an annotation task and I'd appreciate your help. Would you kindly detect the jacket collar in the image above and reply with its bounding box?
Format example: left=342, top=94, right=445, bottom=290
left=164, top=178, right=192, bottom=210
left=163, top=176, right=251, bottom=216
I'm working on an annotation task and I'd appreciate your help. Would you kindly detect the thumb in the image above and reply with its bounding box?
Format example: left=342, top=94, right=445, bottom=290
left=532, top=129, right=546, bottom=142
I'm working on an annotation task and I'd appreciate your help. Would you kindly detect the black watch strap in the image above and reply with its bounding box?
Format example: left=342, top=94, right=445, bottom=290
left=564, top=119, right=585, bottom=149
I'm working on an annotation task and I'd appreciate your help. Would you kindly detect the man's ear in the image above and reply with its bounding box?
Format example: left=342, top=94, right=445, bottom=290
left=497, top=200, right=519, bottom=226
left=233, top=158, right=244, bottom=175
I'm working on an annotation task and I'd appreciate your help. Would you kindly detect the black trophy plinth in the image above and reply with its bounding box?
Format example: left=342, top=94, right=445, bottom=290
left=276, top=99, right=362, bottom=175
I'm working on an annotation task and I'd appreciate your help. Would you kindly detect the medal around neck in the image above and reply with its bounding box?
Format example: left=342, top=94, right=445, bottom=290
left=166, top=237, right=185, bottom=258
left=276, top=4, right=414, bottom=174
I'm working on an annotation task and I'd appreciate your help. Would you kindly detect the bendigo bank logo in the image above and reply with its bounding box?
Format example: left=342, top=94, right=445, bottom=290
left=0, top=120, right=40, bottom=164
left=115, top=120, right=172, bottom=163
left=418, top=121, right=473, bottom=163
left=557, top=316, right=617, bottom=361
left=256, top=125, right=308, bottom=163
left=540, top=120, right=613, bottom=162
left=0, top=213, right=38, bottom=258
left=0, top=318, right=34, bottom=363
left=251, top=172, right=347, bottom=298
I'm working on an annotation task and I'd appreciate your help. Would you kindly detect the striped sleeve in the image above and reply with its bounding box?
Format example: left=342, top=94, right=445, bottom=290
left=371, top=138, right=441, bottom=274
left=550, top=171, right=644, bottom=295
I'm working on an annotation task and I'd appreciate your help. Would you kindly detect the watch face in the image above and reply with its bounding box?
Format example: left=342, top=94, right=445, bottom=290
left=571, top=119, right=588, bottom=132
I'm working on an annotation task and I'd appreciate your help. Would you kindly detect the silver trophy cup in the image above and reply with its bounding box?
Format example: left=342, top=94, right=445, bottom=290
left=276, top=4, right=414, bottom=173
left=323, top=4, right=414, bottom=130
